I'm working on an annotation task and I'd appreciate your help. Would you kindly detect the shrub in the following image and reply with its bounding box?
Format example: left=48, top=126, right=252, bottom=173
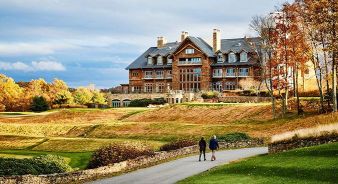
left=87, top=144, right=155, bottom=169
left=128, top=98, right=166, bottom=107
left=31, top=96, right=49, bottom=112
left=201, top=91, right=219, bottom=99
left=159, top=139, right=196, bottom=151
left=0, top=155, right=72, bottom=176
left=218, top=132, right=250, bottom=142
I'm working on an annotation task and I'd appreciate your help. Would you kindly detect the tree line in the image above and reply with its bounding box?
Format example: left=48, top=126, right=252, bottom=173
left=0, top=74, right=107, bottom=112
left=250, top=0, right=337, bottom=117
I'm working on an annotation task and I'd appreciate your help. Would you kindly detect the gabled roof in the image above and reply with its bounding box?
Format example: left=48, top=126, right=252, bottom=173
left=220, top=37, right=261, bottom=53
left=186, top=36, right=215, bottom=57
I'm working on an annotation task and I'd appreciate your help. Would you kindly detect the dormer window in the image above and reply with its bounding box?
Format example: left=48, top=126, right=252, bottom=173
left=185, top=48, right=195, bottom=54
left=167, top=56, right=172, bottom=65
left=217, top=53, right=223, bottom=63
left=228, top=52, right=236, bottom=63
left=147, top=56, right=153, bottom=65
left=157, top=56, right=163, bottom=65
left=240, top=52, right=248, bottom=62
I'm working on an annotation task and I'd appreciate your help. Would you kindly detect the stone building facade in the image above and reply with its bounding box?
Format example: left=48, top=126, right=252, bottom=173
left=126, top=29, right=261, bottom=94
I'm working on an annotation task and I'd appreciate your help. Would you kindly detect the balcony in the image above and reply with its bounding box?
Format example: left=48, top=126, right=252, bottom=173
left=238, top=72, right=249, bottom=77
left=212, top=74, right=223, bottom=78
left=225, top=73, right=236, bottom=77
left=166, top=74, right=172, bottom=79
left=143, top=75, right=154, bottom=79
left=156, top=75, right=164, bottom=79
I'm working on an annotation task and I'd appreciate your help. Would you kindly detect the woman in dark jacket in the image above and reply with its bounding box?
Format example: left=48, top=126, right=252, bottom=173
left=198, top=137, right=207, bottom=161
left=209, top=135, right=219, bottom=161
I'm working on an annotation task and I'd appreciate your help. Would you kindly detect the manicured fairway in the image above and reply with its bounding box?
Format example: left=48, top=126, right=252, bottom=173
left=179, top=143, right=338, bottom=184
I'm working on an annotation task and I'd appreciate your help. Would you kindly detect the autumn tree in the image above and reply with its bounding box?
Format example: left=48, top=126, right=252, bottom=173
left=0, top=74, right=24, bottom=111
left=92, top=90, right=106, bottom=104
left=250, top=15, right=277, bottom=118
left=73, top=87, right=94, bottom=105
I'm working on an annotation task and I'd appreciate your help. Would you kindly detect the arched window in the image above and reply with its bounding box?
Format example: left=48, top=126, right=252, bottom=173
left=157, top=56, right=163, bottom=65
left=240, top=52, right=248, bottom=62
left=147, top=56, right=153, bottom=65
left=228, top=52, right=236, bottom=63
left=217, top=53, right=223, bottom=63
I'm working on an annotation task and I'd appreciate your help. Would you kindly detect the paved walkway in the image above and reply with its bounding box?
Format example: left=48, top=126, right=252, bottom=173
left=88, top=147, right=268, bottom=184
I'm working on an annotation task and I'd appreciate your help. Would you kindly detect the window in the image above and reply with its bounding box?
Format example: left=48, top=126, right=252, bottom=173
left=240, top=52, right=248, bottom=62
left=226, top=68, right=235, bottom=76
left=147, top=56, right=153, bottom=65
left=156, top=70, right=164, bottom=78
left=132, top=86, right=142, bottom=93
left=239, top=68, right=249, bottom=76
left=225, top=81, right=236, bottom=90
left=166, top=70, right=172, bottom=78
left=157, top=56, right=163, bottom=65
left=212, top=82, right=223, bottom=92
left=144, top=83, right=153, bottom=93
left=167, top=57, right=173, bottom=65
left=185, top=48, right=195, bottom=54
left=213, top=69, right=223, bottom=77
left=217, top=53, right=223, bottom=63
left=132, top=72, right=138, bottom=77
left=144, top=71, right=153, bottom=79
left=179, top=68, right=201, bottom=92
left=228, top=52, right=236, bottom=63
left=156, top=83, right=165, bottom=93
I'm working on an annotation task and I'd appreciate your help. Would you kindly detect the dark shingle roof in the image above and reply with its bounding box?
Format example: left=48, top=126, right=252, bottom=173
left=125, top=42, right=179, bottom=70
left=148, top=42, right=180, bottom=57
left=126, top=37, right=261, bottom=70
left=220, top=37, right=261, bottom=53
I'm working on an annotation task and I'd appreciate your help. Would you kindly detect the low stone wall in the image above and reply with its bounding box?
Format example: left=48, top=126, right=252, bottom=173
left=219, top=96, right=271, bottom=103
left=268, top=135, right=337, bottom=154
left=0, top=139, right=263, bottom=184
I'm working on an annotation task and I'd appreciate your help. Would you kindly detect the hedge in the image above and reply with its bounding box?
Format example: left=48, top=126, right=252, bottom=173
left=128, top=98, right=166, bottom=107
left=0, top=155, right=72, bottom=176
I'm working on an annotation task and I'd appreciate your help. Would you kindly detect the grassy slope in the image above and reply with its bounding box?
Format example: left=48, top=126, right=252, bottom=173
left=179, top=142, right=338, bottom=184
left=1, top=105, right=337, bottom=170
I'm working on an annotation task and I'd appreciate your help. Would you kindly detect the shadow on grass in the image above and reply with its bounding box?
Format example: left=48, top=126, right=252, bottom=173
left=222, top=165, right=338, bottom=183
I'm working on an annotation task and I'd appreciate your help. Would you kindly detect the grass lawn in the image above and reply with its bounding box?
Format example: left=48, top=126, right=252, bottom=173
left=0, top=149, right=92, bottom=170
left=179, top=142, right=338, bottom=184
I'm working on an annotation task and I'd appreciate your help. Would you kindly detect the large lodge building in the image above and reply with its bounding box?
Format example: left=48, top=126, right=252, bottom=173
left=125, top=29, right=261, bottom=94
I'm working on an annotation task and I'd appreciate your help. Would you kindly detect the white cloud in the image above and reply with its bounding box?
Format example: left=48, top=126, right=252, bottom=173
left=0, top=60, right=66, bottom=72
left=0, top=42, right=78, bottom=56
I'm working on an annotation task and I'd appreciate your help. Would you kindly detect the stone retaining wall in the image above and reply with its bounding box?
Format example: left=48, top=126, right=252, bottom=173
left=268, top=135, right=337, bottom=154
left=219, top=96, right=271, bottom=103
left=0, top=139, right=263, bottom=184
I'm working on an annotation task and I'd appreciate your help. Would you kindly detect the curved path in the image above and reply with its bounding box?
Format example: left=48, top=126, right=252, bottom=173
left=88, top=147, right=268, bottom=184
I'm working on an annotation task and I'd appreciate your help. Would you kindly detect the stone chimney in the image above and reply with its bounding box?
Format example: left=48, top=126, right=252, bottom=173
left=157, top=36, right=167, bottom=48
left=213, top=29, right=221, bottom=52
left=180, top=31, right=189, bottom=42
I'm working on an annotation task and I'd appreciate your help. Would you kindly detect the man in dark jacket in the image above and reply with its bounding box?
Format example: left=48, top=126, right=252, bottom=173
left=199, top=137, right=207, bottom=161
left=209, top=135, right=219, bottom=161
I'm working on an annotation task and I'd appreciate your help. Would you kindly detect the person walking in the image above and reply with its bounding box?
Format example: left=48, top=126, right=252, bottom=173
left=198, top=137, right=207, bottom=161
left=209, top=135, right=219, bottom=161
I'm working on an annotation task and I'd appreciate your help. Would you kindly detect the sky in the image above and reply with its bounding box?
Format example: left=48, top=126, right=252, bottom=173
left=0, top=0, right=288, bottom=89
